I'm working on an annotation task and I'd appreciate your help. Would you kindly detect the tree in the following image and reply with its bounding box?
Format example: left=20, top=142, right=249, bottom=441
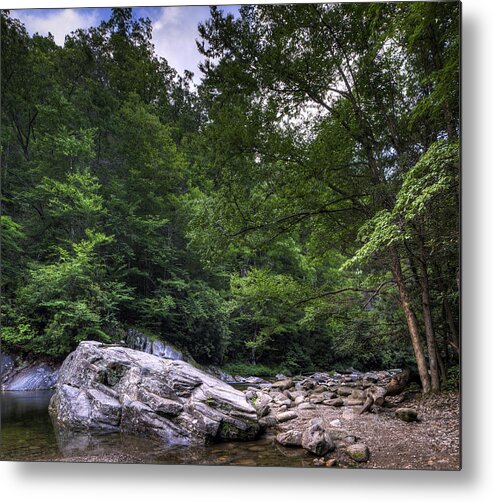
left=195, top=2, right=459, bottom=390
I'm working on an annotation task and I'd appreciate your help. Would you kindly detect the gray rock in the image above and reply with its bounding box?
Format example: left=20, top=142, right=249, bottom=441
left=259, top=416, right=277, bottom=428
left=350, top=389, right=365, bottom=400
left=282, top=389, right=293, bottom=400
left=323, top=391, right=336, bottom=400
left=337, top=386, right=353, bottom=397
left=324, top=397, right=344, bottom=407
left=245, top=390, right=255, bottom=400
left=49, top=342, right=260, bottom=445
left=309, top=394, right=325, bottom=404
left=395, top=408, right=418, bottom=422
left=301, top=418, right=335, bottom=456
left=309, top=372, right=333, bottom=383
left=126, top=328, right=185, bottom=361
left=243, top=376, right=268, bottom=385
left=297, top=402, right=316, bottom=410
left=253, top=392, right=272, bottom=417
left=273, top=394, right=292, bottom=407
left=301, top=379, right=316, bottom=391
left=363, top=372, right=379, bottom=383
left=271, top=379, right=294, bottom=391
left=277, top=411, right=298, bottom=423
left=344, top=435, right=358, bottom=444
left=346, top=443, right=370, bottom=462
left=0, top=352, right=15, bottom=377
left=290, top=390, right=307, bottom=400
left=276, top=430, right=303, bottom=447
left=294, top=395, right=306, bottom=405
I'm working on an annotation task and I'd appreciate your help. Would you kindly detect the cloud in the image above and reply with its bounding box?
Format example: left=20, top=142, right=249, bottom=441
left=12, top=5, right=239, bottom=82
left=146, top=5, right=238, bottom=82
left=12, top=9, right=99, bottom=46
left=146, top=6, right=211, bottom=81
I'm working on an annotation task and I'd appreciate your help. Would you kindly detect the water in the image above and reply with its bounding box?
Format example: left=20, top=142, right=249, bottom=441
left=0, top=391, right=313, bottom=466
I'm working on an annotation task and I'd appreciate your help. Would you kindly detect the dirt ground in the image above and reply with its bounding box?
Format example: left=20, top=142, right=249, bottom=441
left=277, top=391, right=461, bottom=471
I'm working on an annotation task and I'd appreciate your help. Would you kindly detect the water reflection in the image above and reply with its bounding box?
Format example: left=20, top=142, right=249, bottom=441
left=1, top=391, right=312, bottom=467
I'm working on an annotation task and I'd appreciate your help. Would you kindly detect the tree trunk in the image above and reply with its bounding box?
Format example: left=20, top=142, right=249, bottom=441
left=386, top=368, right=412, bottom=396
left=416, top=242, right=441, bottom=392
left=436, top=348, right=448, bottom=388
left=390, top=246, right=431, bottom=394
left=433, top=262, right=460, bottom=355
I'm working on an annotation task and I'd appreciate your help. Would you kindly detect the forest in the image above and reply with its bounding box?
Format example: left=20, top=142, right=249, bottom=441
left=0, top=2, right=459, bottom=395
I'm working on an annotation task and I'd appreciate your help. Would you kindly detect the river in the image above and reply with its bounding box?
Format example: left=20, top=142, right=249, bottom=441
left=0, top=390, right=313, bottom=466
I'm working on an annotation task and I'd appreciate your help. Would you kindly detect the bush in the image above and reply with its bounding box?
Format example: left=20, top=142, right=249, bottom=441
left=446, top=365, right=460, bottom=391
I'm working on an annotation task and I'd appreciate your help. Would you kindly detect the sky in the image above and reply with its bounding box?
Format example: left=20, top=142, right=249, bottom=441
left=11, top=5, right=240, bottom=81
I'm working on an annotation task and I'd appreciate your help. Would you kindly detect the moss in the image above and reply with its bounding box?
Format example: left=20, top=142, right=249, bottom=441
left=204, top=397, right=216, bottom=407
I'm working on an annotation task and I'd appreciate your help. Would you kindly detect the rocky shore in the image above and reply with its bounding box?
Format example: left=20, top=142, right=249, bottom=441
left=45, top=341, right=460, bottom=470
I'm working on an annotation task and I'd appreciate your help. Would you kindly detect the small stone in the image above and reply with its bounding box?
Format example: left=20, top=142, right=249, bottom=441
left=277, top=411, right=298, bottom=423
left=324, top=397, right=344, bottom=407
left=337, top=386, right=353, bottom=397
left=364, top=372, right=379, bottom=383
left=253, top=392, right=272, bottom=417
left=325, top=458, right=337, bottom=467
left=272, top=379, right=294, bottom=391
left=346, top=443, right=370, bottom=462
left=350, top=389, right=365, bottom=400
left=323, top=391, right=336, bottom=400
left=395, top=408, right=418, bottom=422
left=276, top=430, right=303, bottom=447
left=283, top=389, right=293, bottom=400
left=302, top=379, right=316, bottom=391
left=298, top=402, right=316, bottom=410
left=329, top=419, right=341, bottom=427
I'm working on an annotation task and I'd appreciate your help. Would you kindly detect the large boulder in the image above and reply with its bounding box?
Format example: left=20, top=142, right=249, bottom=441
left=301, top=418, right=335, bottom=456
left=49, top=341, right=260, bottom=445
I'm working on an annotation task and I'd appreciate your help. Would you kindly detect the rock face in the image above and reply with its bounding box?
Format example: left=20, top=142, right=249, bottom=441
left=125, top=328, right=185, bottom=361
left=1, top=360, right=59, bottom=391
left=49, top=341, right=260, bottom=445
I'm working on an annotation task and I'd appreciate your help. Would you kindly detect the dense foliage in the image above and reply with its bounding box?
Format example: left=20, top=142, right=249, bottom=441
left=0, top=4, right=459, bottom=391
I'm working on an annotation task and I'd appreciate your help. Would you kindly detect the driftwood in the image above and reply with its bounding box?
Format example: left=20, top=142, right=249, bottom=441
left=359, top=385, right=387, bottom=414
left=385, top=368, right=412, bottom=396
left=359, top=369, right=413, bottom=414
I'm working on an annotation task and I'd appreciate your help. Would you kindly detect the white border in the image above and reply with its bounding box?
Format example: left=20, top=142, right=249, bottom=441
left=1, top=1, right=492, bottom=501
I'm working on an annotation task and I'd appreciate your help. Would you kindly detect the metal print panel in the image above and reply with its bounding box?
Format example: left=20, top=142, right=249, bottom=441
left=0, top=1, right=461, bottom=470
